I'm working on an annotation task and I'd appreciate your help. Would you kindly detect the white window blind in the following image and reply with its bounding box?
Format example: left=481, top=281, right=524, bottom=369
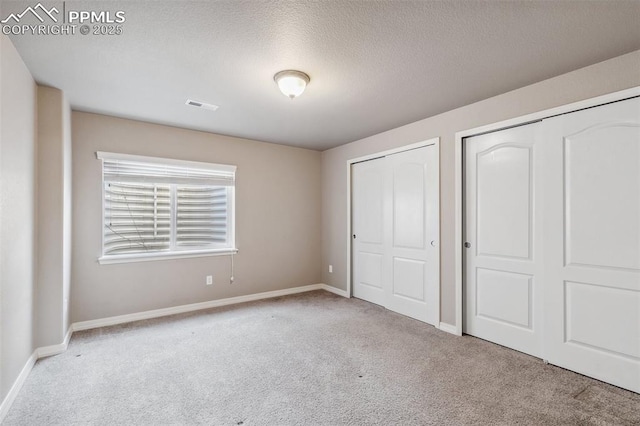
left=176, top=186, right=228, bottom=247
left=104, top=182, right=171, bottom=255
left=101, top=155, right=235, bottom=186
left=97, top=152, right=236, bottom=261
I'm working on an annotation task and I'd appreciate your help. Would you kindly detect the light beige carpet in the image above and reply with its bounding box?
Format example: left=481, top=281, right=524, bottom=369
left=3, top=290, right=639, bottom=425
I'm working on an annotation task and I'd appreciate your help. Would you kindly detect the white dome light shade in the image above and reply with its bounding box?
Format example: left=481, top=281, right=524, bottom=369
left=274, top=70, right=310, bottom=99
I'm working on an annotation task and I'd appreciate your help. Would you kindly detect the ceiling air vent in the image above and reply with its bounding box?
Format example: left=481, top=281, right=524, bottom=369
left=185, top=99, right=219, bottom=111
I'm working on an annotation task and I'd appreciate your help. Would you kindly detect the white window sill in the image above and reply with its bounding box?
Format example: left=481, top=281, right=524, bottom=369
left=98, top=248, right=238, bottom=265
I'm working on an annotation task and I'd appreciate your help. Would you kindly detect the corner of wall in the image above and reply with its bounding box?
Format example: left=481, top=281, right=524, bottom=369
left=62, top=92, right=72, bottom=336
left=35, top=85, right=72, bottom=348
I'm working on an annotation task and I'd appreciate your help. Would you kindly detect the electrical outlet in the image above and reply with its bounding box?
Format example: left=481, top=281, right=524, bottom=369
left=206, top=275, right=213, bottom=285
left=329, top=265, right=333, bottom=273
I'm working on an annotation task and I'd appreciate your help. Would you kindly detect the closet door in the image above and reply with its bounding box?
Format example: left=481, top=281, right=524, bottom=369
left=542, top=97, right=640, bottom=393
left=352, top=157, right=387, bottom=306
left=464, top=124, right=544, bottom=358
left=352, top=143, right=440, bottom=325
left=385, top=146, right=439, bottom=325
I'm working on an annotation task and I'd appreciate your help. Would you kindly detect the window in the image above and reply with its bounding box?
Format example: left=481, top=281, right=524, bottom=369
left=97, top=152, right=236, bottom=264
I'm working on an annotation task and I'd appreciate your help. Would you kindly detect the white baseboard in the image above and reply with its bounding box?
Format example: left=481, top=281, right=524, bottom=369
left=0, top=350, right=37, bottom=423
left=319, top=284, right=350, bottom=298
left=72, top=284, right=330, bottom=332
left=437, top=322, right=460, bottom=336
left=37, top=327, right=73, bottom=358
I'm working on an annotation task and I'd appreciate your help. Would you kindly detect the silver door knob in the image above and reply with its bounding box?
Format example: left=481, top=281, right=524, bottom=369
left=464, top=242, right=471, bottom=248
left=430, top=240, right=436, bottom=247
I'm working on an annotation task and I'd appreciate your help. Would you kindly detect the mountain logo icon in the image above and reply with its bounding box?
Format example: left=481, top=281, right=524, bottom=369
left=1, top=3, right=59, bottom=24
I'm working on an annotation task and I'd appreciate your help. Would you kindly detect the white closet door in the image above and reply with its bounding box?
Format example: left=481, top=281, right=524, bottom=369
left=352, top=157, right=387, bottom=306
left=542, top=97, right=640, bottom=393
left=385, top=146, right=439, bottom=324
left=352, top=144, right=440, bottom=325
left=464, top=124, right=544, bottom=358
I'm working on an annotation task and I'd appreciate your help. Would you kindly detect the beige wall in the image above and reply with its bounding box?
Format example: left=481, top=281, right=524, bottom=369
left=0, top=35, right=37, bottom=401
left=71, top=112, right=322, bottom=322
left=321, top=50, right=640, bottom=326
left=36, top=86, right=72, bottom=347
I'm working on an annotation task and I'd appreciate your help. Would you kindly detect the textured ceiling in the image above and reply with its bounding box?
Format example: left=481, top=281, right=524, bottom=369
left=3, top=1, right=640, bottom=150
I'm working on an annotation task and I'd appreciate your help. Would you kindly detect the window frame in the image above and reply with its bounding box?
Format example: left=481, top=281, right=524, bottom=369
left=97, top=152, right=237, bottom=265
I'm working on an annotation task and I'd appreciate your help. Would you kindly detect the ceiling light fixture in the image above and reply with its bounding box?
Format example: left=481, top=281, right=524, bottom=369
left=274, top=70, right=310, bottom=99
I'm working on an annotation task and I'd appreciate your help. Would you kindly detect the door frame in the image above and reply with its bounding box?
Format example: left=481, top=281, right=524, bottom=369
left=347, top=137, right=440, bottom=322
left=453, top=86, right=640, bottom=336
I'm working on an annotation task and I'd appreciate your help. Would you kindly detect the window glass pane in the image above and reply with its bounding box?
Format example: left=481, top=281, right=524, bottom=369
left=104, top=182, right=171, bottom=255
left=176, top=186, right=228, bottom=248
